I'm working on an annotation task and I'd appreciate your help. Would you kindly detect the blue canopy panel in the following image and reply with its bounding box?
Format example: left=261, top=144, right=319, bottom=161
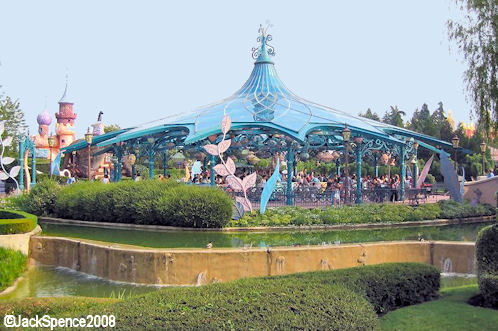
left=62, top=128, right=135, bottom=153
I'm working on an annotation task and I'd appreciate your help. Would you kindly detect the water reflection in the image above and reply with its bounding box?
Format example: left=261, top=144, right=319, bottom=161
left=39, top=221, right=493, bottom=249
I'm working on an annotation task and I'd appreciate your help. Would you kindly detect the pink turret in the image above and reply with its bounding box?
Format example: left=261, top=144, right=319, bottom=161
left=55, top=78, right=77, bottom=148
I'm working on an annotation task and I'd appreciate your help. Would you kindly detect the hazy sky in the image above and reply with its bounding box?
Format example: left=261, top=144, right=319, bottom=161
left=1, top=1, right=471, bottom=137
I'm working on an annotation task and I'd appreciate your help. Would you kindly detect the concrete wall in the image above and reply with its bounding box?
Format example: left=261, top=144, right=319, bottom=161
left=463, top=176, right=498, bottom=206
left=0, top=226, right=41, bottom=255
left=29, top=236, right=476, bottom=286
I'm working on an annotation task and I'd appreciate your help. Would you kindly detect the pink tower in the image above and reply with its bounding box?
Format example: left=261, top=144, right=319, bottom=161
left=55, top=77, right=77, bottom=148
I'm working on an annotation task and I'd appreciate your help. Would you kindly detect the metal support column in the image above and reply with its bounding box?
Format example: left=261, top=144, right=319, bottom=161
left=18, top=140, right=24, bottom=190
left=31, top=152, right=36, bottom=188
left=400, top=145, right=406, bottom=201
left=131, top=164, right=136, bottom=180
left=148, top=150, right=155, bottom=179
left=374, top=153, right=379, bottom=178
left=355, top=147, right=362, bottom=204
left=413, top=162, right=418, bottom=188
left=116, top=152, right=122, bottom=182
left=163, top=150, right=168, bottom=177
left=210, top=154, right=216, bottom=186
left=286, top=147, right=294, bottom=205
left=336, top=159, right=341, bottom=176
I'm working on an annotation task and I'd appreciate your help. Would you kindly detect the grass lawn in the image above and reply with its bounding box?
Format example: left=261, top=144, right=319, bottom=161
left=0, top=248, right=27, bottom=292
left=380, top=285, right=498, bottom=331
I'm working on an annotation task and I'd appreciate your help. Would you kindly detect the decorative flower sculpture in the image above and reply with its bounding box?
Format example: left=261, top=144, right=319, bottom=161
left=203, top=115, right=257, bottom=211
left=0, top=121, right=20, bottom=192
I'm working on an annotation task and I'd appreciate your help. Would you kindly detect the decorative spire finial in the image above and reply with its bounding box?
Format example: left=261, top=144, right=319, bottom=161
left=251, top=22, right=275, bottom=63
left=59, top=71, right=72, bottom=103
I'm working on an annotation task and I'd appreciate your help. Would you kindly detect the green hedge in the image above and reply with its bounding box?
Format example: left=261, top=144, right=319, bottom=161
left=67, top=263, right=437, bottom=330
left=101, top=280, right=378, bottom=330
left=439, top=199, right=495, bottom=219
left=14, top=180, right=233, bottom=228
left=0, top=247, right=27, bottom=291
left=476, top=223, right=498, bottom=307
left=228, top=200, right=495, bottom=227
left=0, top=209, right=38, bottom=235
left=9, top=180, right=61, bottom=217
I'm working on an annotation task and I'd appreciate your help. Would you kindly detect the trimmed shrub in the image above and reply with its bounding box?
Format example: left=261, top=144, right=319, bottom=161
left=74, top=263, right=436, bottom=329
left=228, top=201, right=493, bottom=227
left=9, top=180, right=61, bottom=216
left=99, top=280, right=378, bottom=330
left=0, top=209, right=38, bottom=234
left=476, top=223, right=498, bottom=307
left=156, top=185, right=233, bottom=228
left=27, top=181, right=233, bottom=228
left=438, top=199, right=495, bottom=219
left=279, top=262, right=440, bottom=314
left=0, top=247, right=27, bottom=291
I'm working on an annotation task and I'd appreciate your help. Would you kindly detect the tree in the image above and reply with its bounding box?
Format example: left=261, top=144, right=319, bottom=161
left=408, top=103, right=438, bottom=137
left=447, top=0, right=497, bottom=134
left=0, top=92, right=27, bottom=156
left=104, top=124, right=121, bottom=133
left=359, top=108, right=380, bottom=121
left=382, top=106, right=405, bottom=127
left=430, top=102, right=454, bottom=142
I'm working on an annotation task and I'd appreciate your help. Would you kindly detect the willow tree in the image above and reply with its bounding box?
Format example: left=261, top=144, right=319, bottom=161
left=448, top=0, right=497, bottom=135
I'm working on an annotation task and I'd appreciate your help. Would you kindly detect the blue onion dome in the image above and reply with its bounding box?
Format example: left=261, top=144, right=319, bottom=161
left=37, top=108, right=52, bottom=126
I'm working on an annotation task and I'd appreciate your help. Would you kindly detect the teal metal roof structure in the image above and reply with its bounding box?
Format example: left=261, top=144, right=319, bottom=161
left=66, top=25, right=454, bottom=157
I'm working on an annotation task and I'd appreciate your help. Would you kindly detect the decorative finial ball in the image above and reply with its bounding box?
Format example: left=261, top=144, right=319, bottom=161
left=37, top=108, right=52, bottom=126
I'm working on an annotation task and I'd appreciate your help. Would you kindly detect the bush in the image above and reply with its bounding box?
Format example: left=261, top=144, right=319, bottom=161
left=19, top=180, right=233, bottom=228
left=0, top=247, right=27, bottom=291
left=9, top=180, right=61, bottom=216
left=98, top=280, right=378, bottom=330
left=478, top=273, right=498, bottom=307
left=0, top=209, right=38, bottom=234
left=156, top=185, right=233, bottom=228
left=67, top=263, right=436, bottom=329
left=438, top=200, right=495, bottom=219
left=476, top=223, right=498, bottom=307
left=227, top=201, right=494, bottom=227
left=279, top=263, right=440, bottom=314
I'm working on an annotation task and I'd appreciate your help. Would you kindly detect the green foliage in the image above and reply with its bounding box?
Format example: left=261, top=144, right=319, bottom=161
left=281, top=263, right=440, bottom=314
left=438, top=199, right=495, bottom=219
left=20, top=180, right=232, bottom=228
left=230, top=203, right=444, bottom=227
left=359, top=108, right=381, bottom=121
left=475, top=223, right=498, bottom=306
left=0, top=93, right=27, bottom=156
left=383, top=105, right=405, bottom=127
left=0, top=263, right=439, bottom=330
left=96, top=280, right=378, bottom=330
left=103, top=124, right=121, bottom=133
left=0, top=247, right=27, bottom=291
left=448, top=0, right=497, bottom=131
left=0, top=209, right=37, bottom=234
left=156, top=185, right=233, bottom=228
left=9, top=180, right=61, bottom=216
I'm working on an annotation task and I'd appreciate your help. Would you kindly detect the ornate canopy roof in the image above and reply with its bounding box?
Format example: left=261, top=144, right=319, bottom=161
left=63, top=25, right=454, bottom=158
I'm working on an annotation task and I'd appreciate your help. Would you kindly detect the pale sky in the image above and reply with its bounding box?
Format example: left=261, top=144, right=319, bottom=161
left=0, top=0, right=471, bottom=137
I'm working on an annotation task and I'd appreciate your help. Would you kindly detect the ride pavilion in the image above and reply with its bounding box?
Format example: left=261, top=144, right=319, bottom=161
left=62, top=25, right=458, bottom=205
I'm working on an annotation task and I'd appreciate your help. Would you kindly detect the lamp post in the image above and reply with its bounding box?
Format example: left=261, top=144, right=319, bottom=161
left=342, top=126, right=351, bottom=204
left=47, top=133, right=55, bottom=179
left=480, top=142, right=486, bottom=175
left=84, top=128, right=93, bottom=181
left=452, top=135, right=460, bottom=171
